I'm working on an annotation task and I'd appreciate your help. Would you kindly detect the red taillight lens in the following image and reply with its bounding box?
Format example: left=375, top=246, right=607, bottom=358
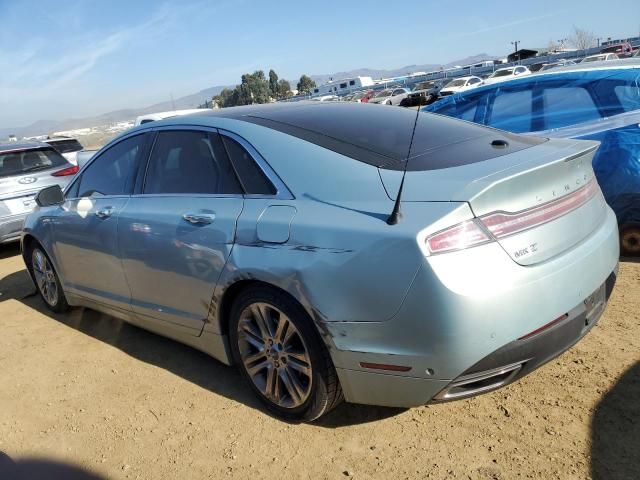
left=51, top=165, right=79, bottom=177
left=479, top=179, right=599, bottom=239
left=426, top=219, right=491, bottom=254
left=425, top=178, right=600, bottom=255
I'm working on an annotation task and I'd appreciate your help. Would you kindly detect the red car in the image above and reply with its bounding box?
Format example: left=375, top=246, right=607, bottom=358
left=359, top=90, right=377, bottom=103
left=601, top=42, right=634, bottom=58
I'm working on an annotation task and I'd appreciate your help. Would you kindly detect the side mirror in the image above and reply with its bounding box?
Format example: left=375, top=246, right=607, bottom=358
left=35, top=184, right=64, bottom=207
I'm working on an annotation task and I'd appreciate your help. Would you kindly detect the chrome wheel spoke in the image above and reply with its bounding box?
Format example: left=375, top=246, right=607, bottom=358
left=287, top=355, right=311, bottom=377
left=274, top=315, right=290, bottom=344
left=246, top=359, right=270, bottom=378
left=251, top=304, right=273, bottom=339
left=241, top=322, right=265, bottom=350
left=280, top=367, right=305, bottom=404
left=265, top=365, right=279, bottom=401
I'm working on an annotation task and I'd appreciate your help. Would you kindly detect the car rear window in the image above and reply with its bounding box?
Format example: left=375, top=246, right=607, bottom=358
left=47, top=138, right=83, bottom=153
left=0, top=147, right=67, bottom=178
left=218, top=102, right=545, bottom=171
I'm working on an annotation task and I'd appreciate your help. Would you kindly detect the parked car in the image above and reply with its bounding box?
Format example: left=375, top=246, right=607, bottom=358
left=400, top=80, right=445, bottom=107
left=134, top=108, right=209, bottom=126
left=368, top=87, right=410, bottom=105
left=483, top=66, right=531, bottom=85
left=23, top=103, right=618, bottom=422
left=350, top=90, right=374, bottom=103
left=601, top=42, right=634, bottom=58
left=438, top=76, right=483, bottom=96
left=581, top=53, right=619, bottom=63
left=44, top=136, right=84, bottom=165
left=359, top=90, right=378, bottom=103
left=0, top=142, right=77, bottom=243
left=538, top=60, right=576, bottom=72
left=426, top=60, right=640, bottom=255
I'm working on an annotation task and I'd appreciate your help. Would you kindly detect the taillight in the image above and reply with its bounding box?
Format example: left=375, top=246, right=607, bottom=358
left=479, top=179, right=598, bottom=239
left=425, top=179, right=599, bottom=255
left=51, top=165, right=79, bottom=177
left=426, top=219, right=491, bottom=254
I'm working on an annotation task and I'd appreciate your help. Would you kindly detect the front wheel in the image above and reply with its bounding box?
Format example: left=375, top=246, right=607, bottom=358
left=229, top=287, right=342, bottom=422
left=31, top=247, right=69, bottom=313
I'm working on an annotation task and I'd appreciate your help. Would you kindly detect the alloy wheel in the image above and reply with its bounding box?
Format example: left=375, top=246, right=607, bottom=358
left=236, top=302, right=313, bottom=408
left=32, top=249, right=59, bottom=307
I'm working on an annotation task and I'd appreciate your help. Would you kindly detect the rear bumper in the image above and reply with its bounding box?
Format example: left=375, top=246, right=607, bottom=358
left=335, top=270, right=616, bottom=407
left=329, top=206, right=620, bottom=408
left=0, top=213, right=27, bottom=244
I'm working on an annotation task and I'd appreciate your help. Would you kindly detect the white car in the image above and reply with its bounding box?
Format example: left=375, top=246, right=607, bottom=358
left=581, top=53, right=619, bottom=63
left=368, top=88, right=411, bottom=105
left=44, top=136, right=84, bottom=165
left=438, top=76, right=483, bottom=97
left=134, top=108, right=209, bottom=126
left=483, top=66, right=531, bottom=85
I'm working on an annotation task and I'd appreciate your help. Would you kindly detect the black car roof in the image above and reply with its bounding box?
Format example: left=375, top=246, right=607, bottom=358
left=197, top=101, right=543, bottom=170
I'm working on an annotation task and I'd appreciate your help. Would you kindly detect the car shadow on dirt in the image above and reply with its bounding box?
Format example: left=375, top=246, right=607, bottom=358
left=0, top=451, right=105, bottom=480
left=590, top=361, right=640, bottom=480
left=0, top=266, right=405, bottom=427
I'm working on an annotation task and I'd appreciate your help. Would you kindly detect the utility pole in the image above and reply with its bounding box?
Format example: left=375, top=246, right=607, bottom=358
left=511, top=40, right=520, bottom=61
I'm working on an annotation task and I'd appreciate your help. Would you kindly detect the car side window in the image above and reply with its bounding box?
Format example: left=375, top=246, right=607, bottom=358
left=77, top=134, right=146, bottom=198
left=221, top=136, right=276, bottom=195
left=542, top=87, right=600, bottom=130
left=144, top=130, right=242, bottom=195
left=488, top=89, right=533, bottom=133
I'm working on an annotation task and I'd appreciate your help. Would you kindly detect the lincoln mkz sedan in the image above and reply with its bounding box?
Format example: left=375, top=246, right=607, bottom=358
left=22, top=103, right=619, bottom=421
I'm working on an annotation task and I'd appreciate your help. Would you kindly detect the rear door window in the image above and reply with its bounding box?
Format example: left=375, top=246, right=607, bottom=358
left=488, top=89, right=533, bottom=132
left=542, top=86, right=600, bottom=130
left=144, top=130, right=242, bottom=195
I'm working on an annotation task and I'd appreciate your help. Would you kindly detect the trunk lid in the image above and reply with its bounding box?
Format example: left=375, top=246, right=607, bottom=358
left=379, top=138, right=606, bottom=265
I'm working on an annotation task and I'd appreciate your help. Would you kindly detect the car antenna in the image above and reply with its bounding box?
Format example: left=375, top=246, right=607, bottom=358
left=386, top=102, right=422, bottom=225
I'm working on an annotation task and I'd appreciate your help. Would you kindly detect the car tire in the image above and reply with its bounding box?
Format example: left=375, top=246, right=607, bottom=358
left=620, top=223, right=640, bottom=256
left=229, top=286, right=343, bottom=422
left=29, top=245, right=69, bottom=313
left=387, top=100, right=392, bottom=105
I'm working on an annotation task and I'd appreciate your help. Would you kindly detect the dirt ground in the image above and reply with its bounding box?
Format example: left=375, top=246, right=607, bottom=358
left=0, top=242, right=638, bottom=480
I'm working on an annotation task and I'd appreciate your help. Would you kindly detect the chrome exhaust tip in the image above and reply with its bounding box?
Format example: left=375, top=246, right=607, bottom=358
left=433, top=361, right=525, bottom=401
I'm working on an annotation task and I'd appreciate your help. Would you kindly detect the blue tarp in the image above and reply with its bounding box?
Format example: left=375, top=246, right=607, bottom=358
left=425, top=67, right=640, bottom=227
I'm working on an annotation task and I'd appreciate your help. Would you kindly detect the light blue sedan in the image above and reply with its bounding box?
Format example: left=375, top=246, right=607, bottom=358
left=22, top=103, right=619, bottom=421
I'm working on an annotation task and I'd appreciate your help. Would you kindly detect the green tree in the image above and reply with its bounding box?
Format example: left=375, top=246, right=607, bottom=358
left=268, top=69, right=279, bottom=98
left=277, top=79, right=292, bottom=98
left=297, top=74, right=316, bottom=95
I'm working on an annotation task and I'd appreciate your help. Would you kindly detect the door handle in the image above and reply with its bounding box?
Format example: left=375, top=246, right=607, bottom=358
left=182, top=212, right=216, bottom=225
left=95, top=207, right=114, bottom=219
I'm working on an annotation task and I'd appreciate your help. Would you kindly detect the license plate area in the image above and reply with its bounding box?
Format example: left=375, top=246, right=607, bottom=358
left=583, top=284, right=606, bottom=328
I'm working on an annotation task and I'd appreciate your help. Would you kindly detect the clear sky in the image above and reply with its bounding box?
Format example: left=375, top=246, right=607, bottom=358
left=1, top=0, right=638, bottom=128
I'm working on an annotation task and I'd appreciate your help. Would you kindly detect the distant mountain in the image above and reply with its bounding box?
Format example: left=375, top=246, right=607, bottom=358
left=0, top=85, right=230, bottom=139
left=308, top=54, right=498, bottom=85
left=2, top=54, right=497, bottom=138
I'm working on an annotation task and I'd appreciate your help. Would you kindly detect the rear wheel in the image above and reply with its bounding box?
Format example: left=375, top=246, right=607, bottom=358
left=620, top=223, right=640, bottom=256
left=229, top=286, right=342, bottom=422
left=30, top=246, right=69, bottom=313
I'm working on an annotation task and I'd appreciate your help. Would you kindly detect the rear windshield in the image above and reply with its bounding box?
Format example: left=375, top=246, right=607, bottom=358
left=0, top=147, right=67, bottom=178
left=223, top=102, right=545, bottom=171
left=47, top=138, right=83, bottom=153
left=491, top=69, right=514, bottom=78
